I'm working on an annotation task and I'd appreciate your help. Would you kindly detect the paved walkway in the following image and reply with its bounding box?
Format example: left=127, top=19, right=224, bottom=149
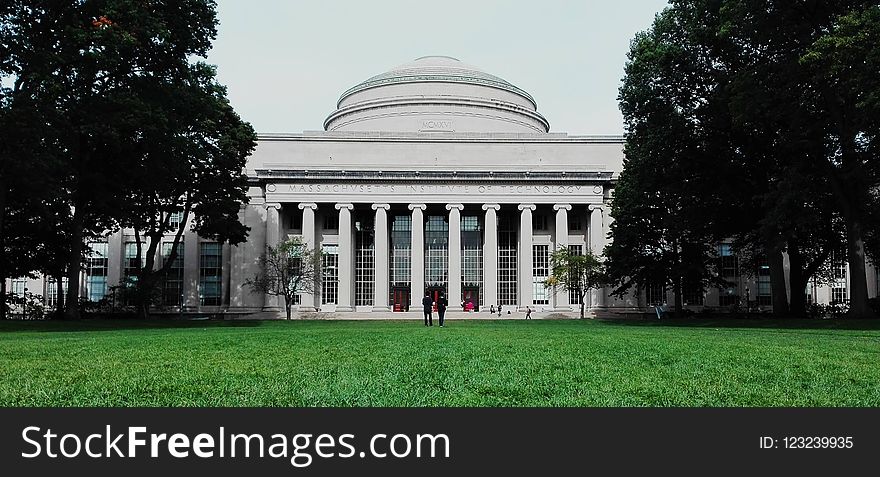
left=230, top=310, right=603, bottom=320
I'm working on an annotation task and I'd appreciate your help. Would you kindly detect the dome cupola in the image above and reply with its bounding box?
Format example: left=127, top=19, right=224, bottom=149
left=324, top=56, right=550, bottom=133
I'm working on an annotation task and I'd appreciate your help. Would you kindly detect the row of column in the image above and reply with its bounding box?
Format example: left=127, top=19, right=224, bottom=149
left=264, top=202, right=608, bottom=311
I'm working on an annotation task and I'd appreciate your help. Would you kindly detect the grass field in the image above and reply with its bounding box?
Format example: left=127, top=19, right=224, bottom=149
left=1, top=318, right=879, bottom=407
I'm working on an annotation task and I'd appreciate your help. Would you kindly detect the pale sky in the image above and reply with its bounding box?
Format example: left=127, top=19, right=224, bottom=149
left=209, top=0, right=669, bottom=135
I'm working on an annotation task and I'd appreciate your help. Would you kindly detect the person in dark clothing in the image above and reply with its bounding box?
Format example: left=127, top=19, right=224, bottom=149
left=437, top=293, right=448, bottom=327
left=422, top=292, right=434, bottom=326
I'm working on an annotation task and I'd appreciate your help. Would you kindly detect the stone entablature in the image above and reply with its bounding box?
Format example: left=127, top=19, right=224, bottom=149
left=261, top=180, right=605, bottom=205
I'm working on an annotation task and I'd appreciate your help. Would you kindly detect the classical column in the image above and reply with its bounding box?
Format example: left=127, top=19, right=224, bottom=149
left=554, top=204, right=572, bottom=310
left=589, top=204, right=605, bottom=308
left=446, top=204, right=464, bottom=306
left=299, top=203, right=318, bottom=311
left=335, top=203, right=354, bottom=312
left=372, top=204, right=391, bottom=311
left=409, top=204, right=426, bottom=305
left=263, top=202, right=283, bottom=310
left=518, top=204, right=536, bottom=310
left=482, top=204, right=500, bottom=312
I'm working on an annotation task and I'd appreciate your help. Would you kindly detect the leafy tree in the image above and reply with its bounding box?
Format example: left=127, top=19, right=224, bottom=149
left=119, top=63, right=256, bottom=319
left=245, top=238, right=322, bottom=320
left=1, top=0, right=230, bottom=319
left=616, top=0, right=876, bottom=318
left=609, top=4, right=730, bottom=317
left=545, top=247, right=603, bottom=319
left=798, top=4, right=880, bottom=317
left=720, top=0, right=877, bottom=317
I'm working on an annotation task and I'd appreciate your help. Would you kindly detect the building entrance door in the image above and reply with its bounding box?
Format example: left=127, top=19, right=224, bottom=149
left=426, top=286, right=445, bottom=312
left=462, top=287, right=479, bottom=312
left=392, top=287, right=410, bottom=312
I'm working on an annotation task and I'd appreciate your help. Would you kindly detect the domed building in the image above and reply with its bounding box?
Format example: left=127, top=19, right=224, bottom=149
left=236, top=56, right=628, bottom=314
left=7, top=56, right=868, bottom=316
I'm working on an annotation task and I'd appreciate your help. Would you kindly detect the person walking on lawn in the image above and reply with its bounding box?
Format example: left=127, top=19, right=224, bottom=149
left=422, top=292, right=434, bottom=326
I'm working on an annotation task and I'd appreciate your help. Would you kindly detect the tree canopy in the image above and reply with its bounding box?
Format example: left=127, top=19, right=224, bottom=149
left=612, top=0, right=880, bottom=317
left=0, top=0, right=255, bottom=318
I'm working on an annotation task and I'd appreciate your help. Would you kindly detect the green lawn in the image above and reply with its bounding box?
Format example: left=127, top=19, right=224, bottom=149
left=1, top=318, right=879, bottom=406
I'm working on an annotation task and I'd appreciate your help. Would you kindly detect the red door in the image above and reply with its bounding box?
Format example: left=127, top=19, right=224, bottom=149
left=463, top=287, right=479, bottom=312
left=392, top=288, right=410, bottom=312
left=427, top=287, right=444, bottom=312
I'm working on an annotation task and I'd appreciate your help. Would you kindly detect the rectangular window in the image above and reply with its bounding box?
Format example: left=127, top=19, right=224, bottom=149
left=832, top=287, right=848, bottom=304
left=532, top=244, right=549, bottom=305
left=568, top=217, right=583, bottom=231
left=321, top=244, right=339, bottom=305
left=86, top=242, right=109, bottom=301
left=532, top=213, right=548, bottom=231
left=162, top=241, right=184, bottom=307
left=461, top=215, right=483, bottom=307
left=568, top=245, right=583, bottom=304
left=123, top=241, right=143, bottom=286
left=756, top=256, right=771, bottom=306
left=286, top=211, right=302, bottom=230
left=169, top=211, right=184, bottom=230
left=199, top=242, right=222, bottom=306
left=122, top=241, right=144, bottom=305
left=717, top=244, right=740, bottom=306
left=10, top=278, right=27, bottom=314
left=11, top=278, right=26, bottom=297
left=831, top=249, right=847, bottom=280
left=355, top=217, right=374, bottom=306
left=646, top=280, right=666, bottom=305
left=424, top=215, right=448, bottom=291
left=44, top=278, right=68, bottom=308
left=497, top=213, right=518, bottom=307
left=390, top=214, right=412, bottom=295
left=718, top=243, right=738, bottom=277
left=323, top=214, right=338, bottom=231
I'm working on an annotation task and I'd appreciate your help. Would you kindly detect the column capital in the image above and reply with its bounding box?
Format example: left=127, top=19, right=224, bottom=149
left=334, top=203, right=354, bottom=211
left=445, top=203, right=464, bottom=211
left=371, top=203, right=391, bottom=211
left=553, top=203, right=572, bottom=211
left=408, top=203, right=427, bottom=211
left=518, top=204, right=536, bottom=211
left=588, top=204, right=605, bottom=212
left=265, top=202, right=282, bottom=211
left=298, top=203, right=318, bottom=210
left=481, top=203, right=501, bottom=211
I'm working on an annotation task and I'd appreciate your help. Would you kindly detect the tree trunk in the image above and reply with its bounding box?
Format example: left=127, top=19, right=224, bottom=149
left=580, top=294, right=585, bottom=319
left=0, top=183, right=6, bottom=321
left=787, top=240, right=806, bottom=318
left=672, top=276, right=683, bottom=317
left=285, top=296, right=292, bottom=320
left=844, top=217, right=873, bottom=318
left=64, top=208, right=84, bottom=320
left=766, top=243, right=789, bottom=316
left=0, top=278, right=6, bottom=321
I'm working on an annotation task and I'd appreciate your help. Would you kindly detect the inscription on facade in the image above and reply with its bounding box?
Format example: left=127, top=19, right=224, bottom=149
left=418, top=119, right=454, bottom=132
left=285, top=184, right=590, bottom=195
